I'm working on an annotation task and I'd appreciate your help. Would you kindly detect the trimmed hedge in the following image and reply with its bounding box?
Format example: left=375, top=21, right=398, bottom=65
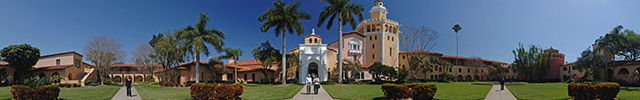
left=10, top=85, right=60, bottom=100
left=381, top=84, right=410, bottom=100
left=190, top=83, right=243, bottom=100
left=568, top=83, right=620, bottom=100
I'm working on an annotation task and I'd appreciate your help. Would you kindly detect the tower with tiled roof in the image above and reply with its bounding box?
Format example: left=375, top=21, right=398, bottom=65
left=356, top=0, right=400, bottom=68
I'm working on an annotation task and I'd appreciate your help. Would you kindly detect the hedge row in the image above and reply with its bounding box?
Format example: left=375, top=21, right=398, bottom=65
left=190, top=83, right=243, bottom=100
left=10, top=85, right=60, bottom=100
left=568, top=83, right=620, bottom=100
left=381, top=83, right=437, bottom=100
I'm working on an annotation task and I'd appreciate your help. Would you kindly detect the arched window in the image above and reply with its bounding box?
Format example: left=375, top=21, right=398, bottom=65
left=309, top=39, right=312, bottom=43
left=314, top=39, right=318, bottom=43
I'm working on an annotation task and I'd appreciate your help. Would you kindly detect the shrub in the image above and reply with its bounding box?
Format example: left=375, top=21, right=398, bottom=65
left=408, top=84, right=437, bottom=100
left=85, top=80, right=100, bottom=86
left=10, top=85, right=60, bottom=100
left=286, top=79, right=298, bottom=84
left=320, top=80, right=337, bottom=85
left=568, top=83, right=620, bottom=100
left=190, top=83, right=243, bottom=100
left=595, top=83, right=620, bottom=100
left=381, top=83, right=410, bottom=100
left=23, top=76, right=50, bottom=88
left=614, top=74, right=640, bottom=87
left=260, top=78, right=273, bottom=84
left=439, top=72, right=455, bottom=82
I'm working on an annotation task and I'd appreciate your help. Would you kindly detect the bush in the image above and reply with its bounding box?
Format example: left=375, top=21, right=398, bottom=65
left=260, top=78, right=273, bottom=84
left=407, top=84, right=437, bottom=100
left=381, top=83, right=410, bottom=100
left=23, top=76, right=50, bottom=88
left=595, top=83, right=620, bottom=100
left=11, top=85, right=60, bottom=100
left=85, top=80, right=100, bottom=86
left=439, top=72, right=455, bottom=82
left=190, top=83, right=243, bottom=100
left=286, top=79, right=298, bottom=84
left=320, top=80, right=337, bottom=85
left=614, top=74, right=640, bottom=87
left=159, top=81, right=178, bottom=87
left=568, top=83, right=620, bottom=100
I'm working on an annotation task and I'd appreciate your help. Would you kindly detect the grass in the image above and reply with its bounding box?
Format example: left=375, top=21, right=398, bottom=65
left=618, top=86, right=640, bottom=100
left=324, top=84, right=384, bottom=100
left=0, top=85, right=120, bottom=100
left=0, top=86, right=10, bottom=99
left=58, top=85, right=121, bottom=100
left=507, top=83, right=570, bottom=100
left=323, top=82, right=492, bottom=100
left=135, top=84, right=303, bottom=100
left=135, top=85, right=191, bottom=100
left=240, top=84, right=304, bottom=100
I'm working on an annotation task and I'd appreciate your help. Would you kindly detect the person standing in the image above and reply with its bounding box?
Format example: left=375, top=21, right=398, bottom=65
left=500, top=77, right=505, bottom=90
left=306, top=74, right=312, bottom=94
left=313, top=74, right=320, bottom=94
left=126, top=77, right=132, bottom=97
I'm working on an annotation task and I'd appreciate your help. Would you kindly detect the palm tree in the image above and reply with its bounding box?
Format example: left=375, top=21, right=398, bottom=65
left=317, top=0, right=364, bottom=84
left=177, top=12, right=225, bottom=83
left=451, top=24, right=462, bottom=81
left=342, top=59, right=362, bottom=80
left=220, top=48, right=242, bottom=83
left=258, top=1, right=310, bottom=85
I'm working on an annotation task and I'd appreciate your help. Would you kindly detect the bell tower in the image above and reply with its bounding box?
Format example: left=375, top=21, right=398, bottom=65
left=356, top=0, right=401, bottom=68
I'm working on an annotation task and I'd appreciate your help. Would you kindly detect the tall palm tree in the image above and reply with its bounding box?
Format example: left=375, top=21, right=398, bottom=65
left=258, top=1, right=310, bottom=85
left=452, top=24, right=462, bottom=81
left=317, top=0, right=363, bottom=84
left=177, top=12, right=225, bottom=83
left=220, top=48, right=242, bottom=83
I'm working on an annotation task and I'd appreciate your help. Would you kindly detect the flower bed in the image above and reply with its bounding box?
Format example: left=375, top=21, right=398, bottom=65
left=10, top=85, right=60, bottom=100
left=190, top=83, right=243, bottom=100
left=568, top=83, right=620, bottom=100
left=382, top=83, right=437, bottom=100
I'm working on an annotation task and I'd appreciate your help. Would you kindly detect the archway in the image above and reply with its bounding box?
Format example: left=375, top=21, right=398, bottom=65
left=39, top=73, right=46, bottom=78
left=68, top=73, right=73, bottom=80
left=474, top=75, right=480, bottom=81
left=135, top=76, right=143, bottom=82
left=634, top=67, right=640, bottom=74
left=607, top=69, right=614, bottom=81
left=465, top=75, right=472, bottom=81
left=0, top=68, right=7, bottom=78
left=113, top=76, right=122, bottom=82
left=618, top=68, right=629, bottom=75
left=308, top=62, right=319, bottom=77
left=456, top=75, right=463, bottom=81
left=52, top=72, right=61, bottom=83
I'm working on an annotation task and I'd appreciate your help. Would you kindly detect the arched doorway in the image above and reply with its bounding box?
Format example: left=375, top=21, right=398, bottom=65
left=607, top=69, right=614, bottom=81
left=456, top=75, right=463, bottom=81
left=68, top=73, right=73, bottom=80
left=52, top=72, right=60, bottom=83
left=474, top=75, right=480, bottom=81
left=39, top=73, right=46, bottom=78
left=634, top=67, right=640, bottom=74
left=113, top=76, right=122, bottom=82
left=465, top=75, right=472, bottom=81
left=135, top=76, right=143, bottom=82
left=308, top=62, right=318, bottom=77
left=619, top=68, right=629, bottom=75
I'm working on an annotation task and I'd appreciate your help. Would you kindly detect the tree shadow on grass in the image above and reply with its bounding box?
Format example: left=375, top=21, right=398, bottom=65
left=621, top=88, right=639, bottom=91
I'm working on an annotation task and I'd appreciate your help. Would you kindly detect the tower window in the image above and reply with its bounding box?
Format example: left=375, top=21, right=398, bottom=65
left=372, top=44, right=375, bottom=49
left=372, top=54, right=375, bottom=59
left=387, top=36, right=390, bottom=40
left=309, top=39, right=312, bottom=43
left=392, top=37, right=394, bottom=41
left=369, top=36, right=372, bottom=40
left=314, top=39, right=318, bottom=43
left=56, top=59, right=60, bottom=65
left=375, top=35, right=377, bottom=40
left=390, top=48, right=393, bottom=56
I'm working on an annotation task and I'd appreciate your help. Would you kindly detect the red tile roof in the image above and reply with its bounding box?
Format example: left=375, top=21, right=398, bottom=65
left=289, top=47, right=300, bottom=53
left=441, top=55, right=507, bottom=64
left=399, top=50, right=442, bottom=55
left=31, top=65, right=74, bottom=71
left=304, top=34, right=322, bottom=38
left=41, top=51, right=83, bottom=58
left=224, top=60, right=263, bottom=67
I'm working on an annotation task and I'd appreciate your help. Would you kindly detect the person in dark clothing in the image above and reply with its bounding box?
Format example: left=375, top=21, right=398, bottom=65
left=126, top=78, right=132, bottom=97
left=500, top=77, right=505, bottom=90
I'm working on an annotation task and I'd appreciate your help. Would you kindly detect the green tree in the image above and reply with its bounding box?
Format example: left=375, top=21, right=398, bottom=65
left=219, top=48, right=242, bottom=83
left=487, top=63, right=506, bottom=80
left=369, top=62, right=395, bottom=81
left=511, top=43, right=553, bottom=82
left=251, top=41, right=281, bottom=83
left=177, top=12, right=226, bottom=83
left=595, top=25, right=640, bottom=81
left=341, top=59, right=362, bottom=80
left=0, top=44, right=40, bottom=82
left=574, top=47, right=607, bottom=83
left=286, top=52, right=299, bottom=80
left=207, top=57, right=228, bottom=82
left=317, top=0, right=363, bottom=84
left=150, top=33, right=187, bottom=84
left=258, top=1, right=310, bottom=85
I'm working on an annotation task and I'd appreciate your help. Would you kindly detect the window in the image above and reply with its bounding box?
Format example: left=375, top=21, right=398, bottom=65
left=387, top=36, right=390, bottom=40
left=56, top=59, right=61, bottom=65
left=458, top=68, right=462, bottom=72
left=563, top=67, right=567, bottom=71
left=505, top=70, right=509, bottom=73
left=309, top=39, right=312, bottom=43
left=244, top=74, right=247, bottom=80
left=449, top=68, right=452, bottom=72
left=353, top=55, right=357, bottom=60
left=392, top=37, right=394, bottom=41
left=314, top=39, right=318, bottom=43
left=75, top=60, right=81, bottom=67
left=369, top=36, right=372, bottom=40
left=467, top=68, right=470, bottom=73
left=252, top=73, right=255, bottom=81
left=390, top=48, right=393, bottom=56
left=372, top=44, right=375, bottom=49
left=375, top=35, right=377, bottom=40
left=372, top=54, right=375, bottom=59
left=402, top=65, right=405, bottom=69
left=402, top=55, right=405, bottom=59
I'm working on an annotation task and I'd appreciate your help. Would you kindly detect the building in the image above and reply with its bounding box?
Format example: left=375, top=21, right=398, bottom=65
left=109, top=64, right=160, bottom=83
left=0, top=51, right=96, bottom=86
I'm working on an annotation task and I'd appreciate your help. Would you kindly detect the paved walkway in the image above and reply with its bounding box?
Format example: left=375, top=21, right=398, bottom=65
left=111, top=85, right=142, bottom=100
left=289, top=84, right=335, bottom=100
left=484, top=84, right=517, bottom=100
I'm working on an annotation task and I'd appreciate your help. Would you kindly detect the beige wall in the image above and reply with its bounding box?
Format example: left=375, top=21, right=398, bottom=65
left=34, top=53, right=80, bottom=68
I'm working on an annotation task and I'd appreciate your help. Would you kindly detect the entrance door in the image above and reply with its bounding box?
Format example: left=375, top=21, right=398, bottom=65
left=309, top=62, right=319, bottom=77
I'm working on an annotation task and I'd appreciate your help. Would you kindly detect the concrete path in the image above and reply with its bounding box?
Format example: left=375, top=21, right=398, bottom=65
left=484, top=84, right=517, bottom=100
left=111, top=85, right=142, bottom=100
left=289, top=84, right=335, bottom=100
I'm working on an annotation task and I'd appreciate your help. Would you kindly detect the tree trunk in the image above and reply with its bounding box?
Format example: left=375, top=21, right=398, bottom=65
left=234, top=60, right=238, bottom=83
left=338, top=16, right=343, bottom=84
left=282, top=30, right=287, bottom=85
left=195, top=52, right=200, bottom=83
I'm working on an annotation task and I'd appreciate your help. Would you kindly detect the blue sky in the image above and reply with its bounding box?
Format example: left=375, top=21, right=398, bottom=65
left=1, top=0, right=639, bottom=64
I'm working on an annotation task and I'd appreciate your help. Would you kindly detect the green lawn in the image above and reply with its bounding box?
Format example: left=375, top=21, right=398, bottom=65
left=240, top=84, right=304, bottom=100
left=507, top=83, right=571, bottom=100
left=135, top=84, right=303, bottom=100
left=58, top=85, right=121, bottom=100
left=0, top=85, right=119, bottom=100
left=0, top=86, right=10, bottom=99
left=323, top=82, right=492, bottom=100
left=135, top=85, right=191, bottom=100
left=618, top=86, right=640, bottom=100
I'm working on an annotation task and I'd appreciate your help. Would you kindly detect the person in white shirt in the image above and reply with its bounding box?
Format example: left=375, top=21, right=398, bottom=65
left=306, top=74, right=312, bottom=94
left=313, top=74, right=320, bottom=94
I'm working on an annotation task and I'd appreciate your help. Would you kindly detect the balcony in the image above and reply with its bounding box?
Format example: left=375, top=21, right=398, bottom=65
left=349, top=49, right=362, bottom=54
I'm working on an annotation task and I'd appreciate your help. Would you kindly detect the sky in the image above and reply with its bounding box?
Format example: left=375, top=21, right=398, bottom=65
left=1, top=0, right=639, bottom=64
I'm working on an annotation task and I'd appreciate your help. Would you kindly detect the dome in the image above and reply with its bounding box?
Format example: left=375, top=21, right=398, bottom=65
left=369, top=5, right=387, bottom=13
